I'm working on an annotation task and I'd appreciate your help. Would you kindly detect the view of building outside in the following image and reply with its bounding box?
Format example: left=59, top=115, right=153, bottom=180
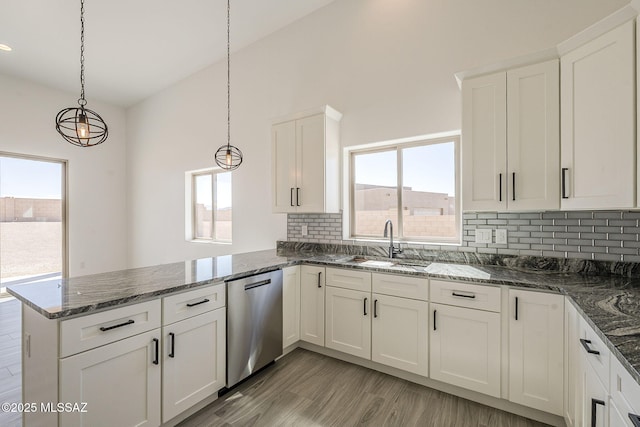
left=0, top=156, right=64, bottom=295
left=194, top=171, right=232, bottom=242
left=353, top=140, right=457, bottom=240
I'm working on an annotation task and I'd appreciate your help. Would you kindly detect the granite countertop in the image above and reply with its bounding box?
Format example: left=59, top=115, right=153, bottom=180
left=7, top=248, right=640, bottom=387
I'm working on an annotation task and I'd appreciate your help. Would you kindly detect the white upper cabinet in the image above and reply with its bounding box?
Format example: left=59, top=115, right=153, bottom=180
left=462, top=60, right=559, bottom=211
left=560, top=19, right=636, bottom=209
left=272, top=106, right=342, bottom=213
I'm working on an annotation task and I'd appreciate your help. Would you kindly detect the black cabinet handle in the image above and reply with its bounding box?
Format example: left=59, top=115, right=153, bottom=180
left=591, top=398, right=605, bottom=427
left=433, top=310, right=437, bottom=331
left=515, top=297, right=519, bottom=320
left=152, top=338, right=159, bottom=365
left=99, top=319, right=134, bottom=332
left=290, top=188, right=294, bottom=206
left=374, top=299, right=378, bottom=318
left=296, top=188, right=301, bottom=206
left=363, top=297, right=368, bottom=316
left=169, top=332, right=175, bottom=358
left=317, top=272, right=322, bottom=288
left=186, top=298, right=210, bottom=307
left=499, top=173, right=503, bottom=202
left=562, top=168, right=569, bottom=199
left=580, top=338, right=601, bottom=355
left=512, top=172, right=516, bottom=201
left=629, top=413, right=640, bottom=427
left=452, top=292, right=476, bottom=299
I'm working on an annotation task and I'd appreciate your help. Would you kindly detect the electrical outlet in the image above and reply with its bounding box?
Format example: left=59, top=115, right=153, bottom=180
left=495, top=229, right=507, bottom=244
left=475, top=229, right=492, bottom=244
left=301, top=224, right=308, bottom=236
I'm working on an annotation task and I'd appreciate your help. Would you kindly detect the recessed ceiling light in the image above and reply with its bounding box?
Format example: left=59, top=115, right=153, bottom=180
left=0, top=44, right=12, bottom=52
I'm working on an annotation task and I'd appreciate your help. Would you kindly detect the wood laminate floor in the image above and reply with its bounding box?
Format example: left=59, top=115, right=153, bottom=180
left=0, top=297, right=22, bottom=427
left=180, top=348, right=550, bottom=427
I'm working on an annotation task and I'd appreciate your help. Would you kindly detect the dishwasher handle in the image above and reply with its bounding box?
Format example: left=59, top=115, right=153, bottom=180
left=244, top=279, right=272, bottom=291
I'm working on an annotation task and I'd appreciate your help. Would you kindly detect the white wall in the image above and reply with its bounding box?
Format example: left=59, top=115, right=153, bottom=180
left=126, top=0, right=628, bottom=268
left=0, top=74, right=128, bottom=276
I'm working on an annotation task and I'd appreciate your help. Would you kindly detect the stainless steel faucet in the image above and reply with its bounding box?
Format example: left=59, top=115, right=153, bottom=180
left=383, top=220, right=402, bottom=258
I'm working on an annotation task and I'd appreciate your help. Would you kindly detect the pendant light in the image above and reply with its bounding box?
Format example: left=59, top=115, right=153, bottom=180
left=55, top=0, right=108, bottom=147
left=214, top=0, right=243, bottom=170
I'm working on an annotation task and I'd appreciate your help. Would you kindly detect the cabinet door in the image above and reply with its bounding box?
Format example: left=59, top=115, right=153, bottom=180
left=282, top=266, right=301, bottom=348
left=325, top=286, right=371, bottom=359
left=60, top=329, right=161, bottom=427
left=430, top=303, right=500, bottom=397
left=272, top=120, right=297, bottom=213
left=507, top=60, right=559, bottom=211
left=462, top=72, right=507, bottom=211
left=300, top=265, right=325, bottom=346
left=372, top=294, right=428, bottom=376
left=565, top=299, right=580, bottom=427
left=583, top=363, right=609, bottom=427
left=560, top=20, right=636, bottom=209
left=508, top=290, right=564, bottom=416
left=296, top=114, right=326, bottom=212
left=162, top=309, right=225, bottom=423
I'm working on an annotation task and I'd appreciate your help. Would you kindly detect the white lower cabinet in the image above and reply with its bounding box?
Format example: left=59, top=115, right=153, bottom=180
left=430, top=303, right=501, bottom=397
left=282, top=266, right=301, bottom=348
left=300, top=265, right=326, bottom=346
left=508, top=289, right=564, bottom=416
left=162, top=308, right=226, bottom=423
left=565, top=299, right=581, bottom=427
left=371, top=293, right=428, bottom=376
left=583, top=364, right=608, bottom=427
left=59, top=329, right=162, bottom=427
left=325, top=285, right=371, bottom=358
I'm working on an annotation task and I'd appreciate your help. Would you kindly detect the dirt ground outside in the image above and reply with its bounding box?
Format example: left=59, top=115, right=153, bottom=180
left=1, top=222, right=62, bottom=280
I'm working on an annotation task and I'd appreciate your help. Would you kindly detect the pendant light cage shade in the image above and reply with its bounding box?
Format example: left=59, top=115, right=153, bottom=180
left=215, top=144, right=243, bottom=171
left=55, top=106, right=108, bottom=147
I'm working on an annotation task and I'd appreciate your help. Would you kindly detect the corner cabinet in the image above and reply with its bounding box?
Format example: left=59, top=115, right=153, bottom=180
left=560, top=19, right=636, bottom=209
left=461, top=59, right=559, bottom=211
left=271, top=106, right=342, bottom=213
left=508, top=289, right=564, bottom=416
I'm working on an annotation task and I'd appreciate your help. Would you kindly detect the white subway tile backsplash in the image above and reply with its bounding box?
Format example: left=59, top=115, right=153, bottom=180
left=286, top=210, right=640, bottom=263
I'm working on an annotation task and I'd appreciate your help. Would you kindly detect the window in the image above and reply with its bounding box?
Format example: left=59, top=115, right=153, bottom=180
left=191, top=170, right=232, bottom=242
left=0, top=154, right=66, bottom=296
left=349, top=135, right=460, bottom=243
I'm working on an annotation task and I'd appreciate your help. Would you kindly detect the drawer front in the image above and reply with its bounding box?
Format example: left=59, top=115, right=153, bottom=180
left=372, top=273, right=428, bottom=301
left=579, top=317, right=611, bottom=392
left=163, top=283, right=225, bottom=325
left=611, top=354, right=640, bottom=416
left=60, top=299, right=161, bottom=357
left=326, top=267, right=371, bottom=292
left=430, top=280, right=501, bottom=312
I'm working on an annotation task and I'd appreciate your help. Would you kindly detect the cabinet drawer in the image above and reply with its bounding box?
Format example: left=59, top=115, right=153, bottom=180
left=60, top=299, right=161, bottom=357
left=579, top=317, right=610, bottom=392
left=326, top=267, right=371, bottom=292
left=611, top=354, right=640, bottom=417
left=430, top=280, right=501, bottom=312
left=163, top=283, right=225, bottom=325
left=372, top=273, right=428, bottom=301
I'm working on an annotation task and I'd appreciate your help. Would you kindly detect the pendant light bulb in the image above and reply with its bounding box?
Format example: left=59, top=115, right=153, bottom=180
left=77, top=111, right=90, bottom=139
left=225, top=149, right=232, bottom=166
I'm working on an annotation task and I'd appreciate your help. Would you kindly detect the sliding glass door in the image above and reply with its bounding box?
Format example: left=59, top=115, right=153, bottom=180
left=0, top=154, right=66, bottom=294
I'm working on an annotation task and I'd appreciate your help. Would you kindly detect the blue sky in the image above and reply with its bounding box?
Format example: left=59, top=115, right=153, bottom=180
left=0, top=156, right=63, bottom=199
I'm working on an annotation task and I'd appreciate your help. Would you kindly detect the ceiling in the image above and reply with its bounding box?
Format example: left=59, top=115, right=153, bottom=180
left=0, top=0, right=337, bottom=107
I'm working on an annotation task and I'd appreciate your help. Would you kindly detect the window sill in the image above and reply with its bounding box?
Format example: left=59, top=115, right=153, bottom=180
left=348, top=237, right=461, bottom=247
left=188, top=239, right=232, bottom=245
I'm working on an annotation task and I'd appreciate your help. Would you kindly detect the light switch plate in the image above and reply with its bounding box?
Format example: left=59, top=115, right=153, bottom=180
left=495, top=229, right=507, bottom=244
left=475, top=229, right=492, bottom=244
left=301, top=224, right=308, bottom=236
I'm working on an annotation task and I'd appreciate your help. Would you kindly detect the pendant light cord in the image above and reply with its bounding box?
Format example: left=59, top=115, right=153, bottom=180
left=78, top=0, right=87, bottom=107
left=226, top=0, right=231, bottom=148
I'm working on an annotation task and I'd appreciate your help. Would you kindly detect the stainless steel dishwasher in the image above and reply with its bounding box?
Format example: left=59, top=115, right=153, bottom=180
left=226, top=269, right=283, bottom=388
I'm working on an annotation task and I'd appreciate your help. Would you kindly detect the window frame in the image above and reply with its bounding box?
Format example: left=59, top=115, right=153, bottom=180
left=188, top=168, right=232, bottom=244
left=347, top=134, right=461, bottom=245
